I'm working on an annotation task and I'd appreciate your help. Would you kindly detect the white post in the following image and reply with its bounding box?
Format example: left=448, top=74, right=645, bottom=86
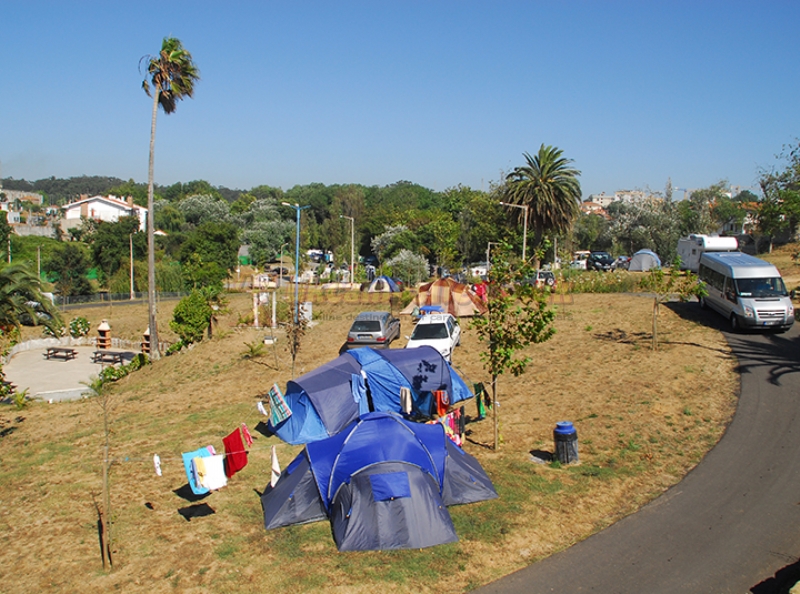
left=253, top=292, right=259, bottom=328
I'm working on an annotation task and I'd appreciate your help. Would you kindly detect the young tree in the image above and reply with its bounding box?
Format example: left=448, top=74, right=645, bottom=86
left=470, top=244, right=556, bottom=450
left=638, top=258, right=705, bottom=350
left=141, top=37, right=200, bottom=360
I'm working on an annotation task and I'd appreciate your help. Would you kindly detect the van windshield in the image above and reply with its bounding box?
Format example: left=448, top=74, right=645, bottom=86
left=735, top=277, right=788, bottom=298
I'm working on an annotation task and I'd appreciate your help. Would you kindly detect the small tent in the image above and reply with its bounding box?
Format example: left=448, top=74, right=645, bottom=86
left=268, top=346, right=474, bottom=445
left=366, top=275, right=401, bottom=293
left=401, top=277, right=488, bottom=317
left=629, top=249, right=661, bottom=271
left=261, top=411, right=498, bottom=551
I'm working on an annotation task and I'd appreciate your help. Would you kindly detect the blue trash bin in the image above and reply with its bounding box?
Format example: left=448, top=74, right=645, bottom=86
left=553, top=421, right=579, bottom=464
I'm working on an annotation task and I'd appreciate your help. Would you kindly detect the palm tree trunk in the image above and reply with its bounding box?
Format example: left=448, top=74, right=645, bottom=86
left=146, top=91, right=160, bottom=360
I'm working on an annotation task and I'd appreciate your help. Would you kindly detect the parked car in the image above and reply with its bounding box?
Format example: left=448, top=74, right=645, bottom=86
left=586, top=251, right=615, bottom=271
left=524, top=270, right=557, bottom=289
left=613, top=255, right=631, bottom=270
left=345, top=311, right=401, bottom=349
left=405, top=313, right=461, bottom=362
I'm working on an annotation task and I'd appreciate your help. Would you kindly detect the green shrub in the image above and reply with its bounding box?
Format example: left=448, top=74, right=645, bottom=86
left=559, top=270, right=638, bottom=293
left=69, top=317, right=91, bottom=338
left=170, top=290, right=212, bottom=344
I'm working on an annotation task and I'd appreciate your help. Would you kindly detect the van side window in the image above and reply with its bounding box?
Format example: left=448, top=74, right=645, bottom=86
left=699, top=265, right=725, bottom=291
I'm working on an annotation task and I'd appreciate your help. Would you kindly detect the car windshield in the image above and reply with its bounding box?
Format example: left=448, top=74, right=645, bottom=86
left=411, top=323, right=449, bottom=340
left=351, top=320, right=381, bottom=332
left=735, top=277, right=788, bottom=298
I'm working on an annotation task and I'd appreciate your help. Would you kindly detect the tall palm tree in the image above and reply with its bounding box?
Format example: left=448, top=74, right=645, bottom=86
left=0, top=264, right=61, bottom=334
left=501, top=145, right=582, bottom=264
left=141, top=37, right=199, bottom=360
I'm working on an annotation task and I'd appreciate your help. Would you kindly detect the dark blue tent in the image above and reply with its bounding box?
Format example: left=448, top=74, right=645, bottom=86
left=269, top=346, right=473, bottom=445
left=261, top=412, right=498, bottom=551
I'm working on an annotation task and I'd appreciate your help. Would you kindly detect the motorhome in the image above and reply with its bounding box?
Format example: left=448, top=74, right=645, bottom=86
left=698, top=251, right=794, bottom=332
left=677, top=234, right=738, bottom=272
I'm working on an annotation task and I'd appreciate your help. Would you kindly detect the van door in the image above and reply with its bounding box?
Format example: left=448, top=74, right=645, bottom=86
left=721, top=277, right=737, bottom=318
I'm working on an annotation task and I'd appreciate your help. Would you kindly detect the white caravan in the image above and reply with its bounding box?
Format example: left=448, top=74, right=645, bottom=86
left=677, top=234, right=738, bottom=272
left=698, top=251, right=794, bottom=332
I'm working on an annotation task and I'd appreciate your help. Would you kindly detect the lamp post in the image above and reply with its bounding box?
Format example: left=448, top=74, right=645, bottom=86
left=278, top=242, right=288, bottom=290
left=340, top=215, right=355, bottom=284
left=499, top=201, right=529, bottom=261
left=129, top=233, right=135, bottom=300
left=282, top=202, right=310, bottom=324
left=486, top=241, right=500, bottom=269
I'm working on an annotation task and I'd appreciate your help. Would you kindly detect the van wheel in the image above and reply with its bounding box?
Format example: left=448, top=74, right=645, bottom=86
left=699, top=296, right=707, bottom=309
left=730, top=314, right=740, bottom=331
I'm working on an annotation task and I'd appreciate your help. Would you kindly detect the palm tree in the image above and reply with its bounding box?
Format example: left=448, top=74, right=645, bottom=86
left=0, top=264, right=62, bottom=334
left=500, top=145, right=582, bottom=265
left=140, top=37, right=199, bottom=360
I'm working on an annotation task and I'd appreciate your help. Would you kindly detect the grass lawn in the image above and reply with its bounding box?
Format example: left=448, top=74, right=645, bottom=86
left=0, top=281, right=739, bottom=593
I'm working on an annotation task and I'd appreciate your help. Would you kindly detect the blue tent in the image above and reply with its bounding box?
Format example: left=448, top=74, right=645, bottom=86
left=261, top=412, right=498, bottom=551
left=367, top=275, right=401, bottom=292
left=269, top=346, right=473, bottom=445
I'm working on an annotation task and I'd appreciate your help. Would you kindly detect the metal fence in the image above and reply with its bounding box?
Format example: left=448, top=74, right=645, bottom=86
left=55, top=292, right=188, bottom=306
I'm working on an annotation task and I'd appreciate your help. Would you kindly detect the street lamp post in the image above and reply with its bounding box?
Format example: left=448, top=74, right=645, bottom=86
left=340, top=215, right=355, bottom=284
left=282, top=202, right=310, bottom=324
left=486, top=241, right=500, bottom=269
left=499, top=202, right=529, bottom=261
left=278, top=242, right=288, bottom=290
left=129, top=233, right=135, bottom=300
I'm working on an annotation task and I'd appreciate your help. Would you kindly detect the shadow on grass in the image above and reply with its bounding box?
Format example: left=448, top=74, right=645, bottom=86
left=666, top=301, right=800, bottom=386
left=177, top=503, right=216, bottom=522
left=173, top=483, right=211, bottom=503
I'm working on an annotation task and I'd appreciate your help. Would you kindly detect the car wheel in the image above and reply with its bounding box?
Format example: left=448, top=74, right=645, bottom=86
left=730, top=314, right=740, bottom=331
left=699, top=296, right=707, bottom=309
left=546, top=278, right=555, bottom=287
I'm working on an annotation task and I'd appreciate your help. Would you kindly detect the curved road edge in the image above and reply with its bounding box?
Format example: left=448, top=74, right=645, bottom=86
left=472, top=323, right=800, bottom=594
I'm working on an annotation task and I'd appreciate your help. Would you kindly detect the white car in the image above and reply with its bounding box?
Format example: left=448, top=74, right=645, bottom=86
left=405, top=314, right=461, bottom=362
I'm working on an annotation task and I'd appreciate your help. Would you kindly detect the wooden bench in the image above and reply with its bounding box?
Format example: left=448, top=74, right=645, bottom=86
left=92, top=350, right=123, bottom=365
left=44, top=347, right=78, bottom=361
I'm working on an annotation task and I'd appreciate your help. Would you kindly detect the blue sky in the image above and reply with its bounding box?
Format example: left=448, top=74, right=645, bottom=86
left=2, top=1, right=798, bottom=198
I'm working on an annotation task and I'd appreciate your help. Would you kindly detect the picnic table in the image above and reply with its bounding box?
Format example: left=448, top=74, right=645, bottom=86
left=44, top=347, right=78, bottom=361
left=92, top=350, right=124, bottom=364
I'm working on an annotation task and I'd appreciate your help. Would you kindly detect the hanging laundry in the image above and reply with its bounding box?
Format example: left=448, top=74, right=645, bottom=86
left=434, top=390, right=450, bottom=418
left=153, top=454, right=162, bottom=477
left=268, top=383, right=292, bottom=425
left=474, top=382, right=487, bottom=419
left=222, top=428, right=248, bottom=479
left=241, top=423, right=254, bottom=448
left=257, top=401, right=268, bottom=416
left=182, top=446, right=214, bottom=495
left=400, top=387, right=413, bottom=415
left=270, top=445, right=281, bottom=487
left=351, top=374, right=370, bottom=416
left=196, top=454, right=228, bottom=490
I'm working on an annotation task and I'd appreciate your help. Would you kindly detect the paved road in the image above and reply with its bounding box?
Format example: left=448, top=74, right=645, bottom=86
left=474, top=314, right=800, bottom=594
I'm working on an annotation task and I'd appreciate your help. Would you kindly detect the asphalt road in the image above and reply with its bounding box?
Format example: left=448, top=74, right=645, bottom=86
left=474, top=309, right=800, bottom=594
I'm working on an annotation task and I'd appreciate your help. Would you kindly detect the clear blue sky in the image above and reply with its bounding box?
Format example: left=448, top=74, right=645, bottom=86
left=2, top=1, right=798, bottom=198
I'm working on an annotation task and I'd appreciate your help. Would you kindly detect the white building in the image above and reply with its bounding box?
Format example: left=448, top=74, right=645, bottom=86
left=61, top=195, right=147, bottom=232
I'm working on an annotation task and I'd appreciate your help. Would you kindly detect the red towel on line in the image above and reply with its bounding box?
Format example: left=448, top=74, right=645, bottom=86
left=222, top=428, right=248, bottom=478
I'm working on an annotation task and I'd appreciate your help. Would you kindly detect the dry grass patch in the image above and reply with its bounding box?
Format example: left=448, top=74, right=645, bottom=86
left=0, top=290, right=737, bottom=593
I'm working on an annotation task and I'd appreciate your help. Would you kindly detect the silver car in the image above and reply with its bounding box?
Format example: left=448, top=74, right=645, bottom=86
left=345, top=311, right=401, bottom=349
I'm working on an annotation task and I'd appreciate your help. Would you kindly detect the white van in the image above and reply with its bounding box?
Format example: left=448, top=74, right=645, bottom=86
left=698, top=251, right=794, bottom=331
left=677, top=234, right=738, bottom=272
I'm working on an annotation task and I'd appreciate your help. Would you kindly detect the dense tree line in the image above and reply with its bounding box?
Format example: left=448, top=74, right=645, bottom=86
left=7, top=140, right=800, bottom=299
